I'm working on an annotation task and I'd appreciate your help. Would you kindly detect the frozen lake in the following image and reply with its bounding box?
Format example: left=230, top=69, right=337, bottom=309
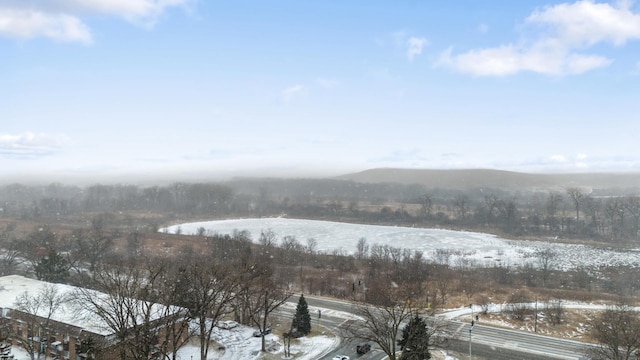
left=162, top=218, right=640, bottom=270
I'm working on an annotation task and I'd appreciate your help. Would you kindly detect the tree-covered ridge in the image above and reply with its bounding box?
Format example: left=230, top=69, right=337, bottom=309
left=2, top=179, right=640, bottom=245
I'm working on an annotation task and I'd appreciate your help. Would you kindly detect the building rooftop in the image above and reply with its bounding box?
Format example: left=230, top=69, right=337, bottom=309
left=0, top=275, right=180, bottom=337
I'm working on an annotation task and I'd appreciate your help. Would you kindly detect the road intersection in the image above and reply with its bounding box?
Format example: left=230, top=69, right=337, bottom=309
left=286, top=294, right=595, bottom=360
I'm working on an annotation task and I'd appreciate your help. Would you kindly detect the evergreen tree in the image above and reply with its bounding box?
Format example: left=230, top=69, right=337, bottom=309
left=291, top=294, right=311, bottom=337
left=398, top=315, right=431, bottom=360
left=34, top=248, right=69, bottom=283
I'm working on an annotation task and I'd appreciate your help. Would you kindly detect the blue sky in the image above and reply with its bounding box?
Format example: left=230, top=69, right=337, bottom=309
left=1, top=0, right=639, bottom=183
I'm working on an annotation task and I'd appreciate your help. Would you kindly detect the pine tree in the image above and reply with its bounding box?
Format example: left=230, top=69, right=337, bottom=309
left=398, top=315, right=431, bottom=360
left=291, top=294, right=311, bottom=337
left=34, top=248, right=69, bottom=283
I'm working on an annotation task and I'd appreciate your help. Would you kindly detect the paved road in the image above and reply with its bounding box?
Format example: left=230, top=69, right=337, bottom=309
left=287, top=294, right=595, bottom=360
left=449, top=321, right=593, bottom=360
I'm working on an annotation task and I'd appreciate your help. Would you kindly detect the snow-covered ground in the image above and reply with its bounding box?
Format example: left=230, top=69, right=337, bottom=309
left=1, top=334, right=332, bottom=360
left=173, top=324, right=338, bottom=360
left=3, top=324, right=337, bottom=360
left=162, top=218, right=640, bottom=270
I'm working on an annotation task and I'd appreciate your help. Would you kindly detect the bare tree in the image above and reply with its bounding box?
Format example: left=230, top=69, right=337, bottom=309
left=584, top=195, right=603, bottom=235
left=72, top=260, right=186, bottom=360
left=483, top=194, right=499, bottom=225
left=545, top=191, right=563, bottom=230
left=356, top=237, right=369, bottom=260
left=305, top=237, right=318, bottom=254
left=259, top=229, right=277, bottom=247
left=433, top=266, right=452, bottom=305
left=19, top=226, right=57, bottom=270
left=588, top=305, right=640, bottom=360
left=419, top=194, right=433, bottom=220
left=140, top=258, right=192, bottom=360
left=179, top=258, right=238, bottom=360
left=280, top=235, right=304, bottom=265
left=0, top=223, right=24, bottom=276
left=625, top=196, right=640, bottom=239
left=342, top=298, right=413, bottom=360
left=126, top=230, right=144, bottom=259
left=606, top=197, right=626, bottom=241
left=497, top=199, right=520, bottom=233
left=543, top=298, right=564, bottom=326
left=535, top=248, right=557, bottom=287
left=342, top=289, right=451, bottom=360
left=566, top=187, right=585, bottom=223
left=243, top=272, right=291, bottom=352
left=12, top=284, right=66, bottom=360
left=70, top=222, right=115, bottom=273
left=460, top=276, right=480, bottom=303
left=453, top=194, right=469, bottom=221
left=433, top=249, right=452, bottom=266
left=476, top=294, right=491, bottom=315
left=506, top=290, right=531, bottom=321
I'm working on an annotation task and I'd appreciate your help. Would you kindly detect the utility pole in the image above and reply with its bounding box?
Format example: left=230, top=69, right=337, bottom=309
left=534, top=296, right=538, bottom=333
left=469, top=324, right=473, bottom=359
left=469, top=304, right=474, bottom=359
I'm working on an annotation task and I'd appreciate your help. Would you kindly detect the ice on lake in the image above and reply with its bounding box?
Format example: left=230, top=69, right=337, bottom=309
left=162, top=218, right=640, bottom=271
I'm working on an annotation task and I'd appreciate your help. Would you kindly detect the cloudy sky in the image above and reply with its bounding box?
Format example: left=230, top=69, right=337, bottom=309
left=2, top=0, right=639, bottom=183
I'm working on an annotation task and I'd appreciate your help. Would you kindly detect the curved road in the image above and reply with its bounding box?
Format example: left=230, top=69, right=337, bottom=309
left=288, top=295, right=594, bottom=360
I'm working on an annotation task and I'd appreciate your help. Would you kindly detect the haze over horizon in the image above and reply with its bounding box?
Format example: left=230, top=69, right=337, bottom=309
left=2, top=1, right=639, bottom=183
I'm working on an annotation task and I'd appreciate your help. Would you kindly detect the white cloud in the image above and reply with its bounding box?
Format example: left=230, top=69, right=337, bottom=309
left=0, top=9, right=92, bottom=43
left=0, top=0, right=190, bottom=43
left=392, top=30, right=429, bottom=61
left=437, top=43, right=612, bottom=76
left=0, top=132, right=67, bottom=158
left=526, top=0, right=640, bottom=46
left=438, top=0, right=640, bottom=76
left=281, top=84, right=304, bottom=103
left=57, top=0, right=191, bottom=25
left=407, top=37, right=428, bottom=61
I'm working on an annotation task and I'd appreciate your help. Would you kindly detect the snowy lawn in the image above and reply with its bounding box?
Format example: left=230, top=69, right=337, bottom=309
left=176, top=324, right=338, bottom=360
left=4, top=326, right=337, bottom=360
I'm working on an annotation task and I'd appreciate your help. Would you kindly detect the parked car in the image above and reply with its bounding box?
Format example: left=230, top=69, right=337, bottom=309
left=332, top=356, right=350, bottom=360
left=217, top=320, right=238, bottom=330
left=253, top=325, right=272, bottom=337
left=356, top=343, right=371, bottom=354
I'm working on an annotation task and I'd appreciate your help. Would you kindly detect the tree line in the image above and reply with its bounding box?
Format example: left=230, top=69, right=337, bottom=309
left=2, top=181, right=640, bottom=245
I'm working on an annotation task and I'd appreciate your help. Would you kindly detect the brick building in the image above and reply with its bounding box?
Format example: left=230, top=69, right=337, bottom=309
left=0, top=275, right=188, bottom=360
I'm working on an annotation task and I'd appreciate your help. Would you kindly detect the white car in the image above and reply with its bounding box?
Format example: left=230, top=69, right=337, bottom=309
left=217, top=320, right=238, bottom=330
left=332, top=356, right=349, bottom=360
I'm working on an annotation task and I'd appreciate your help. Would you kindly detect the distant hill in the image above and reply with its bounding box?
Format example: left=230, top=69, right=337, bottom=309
left=337, top=168, right=640, bottom=192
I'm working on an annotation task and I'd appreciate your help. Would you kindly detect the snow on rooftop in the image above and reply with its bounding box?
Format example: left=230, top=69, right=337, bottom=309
left=0, top=275, right=106, bottom=333
left=0, top=275, right=179, bottom=337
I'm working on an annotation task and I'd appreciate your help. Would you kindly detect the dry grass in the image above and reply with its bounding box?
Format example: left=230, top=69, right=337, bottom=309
left=475, top=308, right=597, bottom=342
